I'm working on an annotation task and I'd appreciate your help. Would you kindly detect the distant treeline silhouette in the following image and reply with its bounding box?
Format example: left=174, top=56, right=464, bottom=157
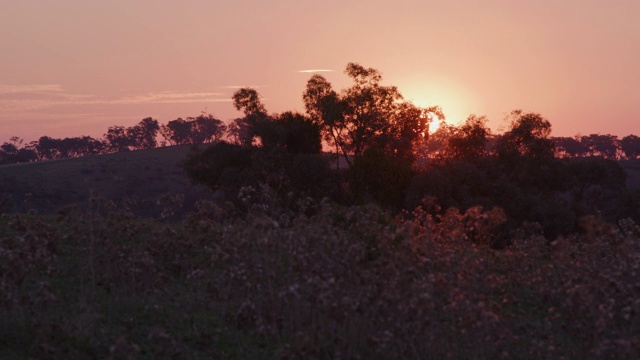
left=2, top=110, right=639, bottom=166
left=0, top=114, right=227, bottom=164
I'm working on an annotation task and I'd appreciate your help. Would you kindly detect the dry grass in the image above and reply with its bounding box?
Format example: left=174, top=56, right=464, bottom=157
left=1, top=191, right=639, bottom=358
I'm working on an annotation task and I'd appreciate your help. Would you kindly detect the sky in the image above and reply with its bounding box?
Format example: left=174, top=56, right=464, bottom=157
left=1, top=0, right=639, bottom=143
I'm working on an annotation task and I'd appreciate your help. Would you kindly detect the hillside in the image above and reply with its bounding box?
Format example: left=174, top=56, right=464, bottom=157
left=0, top=145, right=212, bottom=216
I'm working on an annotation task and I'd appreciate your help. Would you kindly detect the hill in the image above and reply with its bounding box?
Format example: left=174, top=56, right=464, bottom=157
left=0, top=145, right=212, bottom=216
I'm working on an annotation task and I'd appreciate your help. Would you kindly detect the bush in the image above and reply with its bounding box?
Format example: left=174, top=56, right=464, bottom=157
left=349, top=147, right=413, bottom=209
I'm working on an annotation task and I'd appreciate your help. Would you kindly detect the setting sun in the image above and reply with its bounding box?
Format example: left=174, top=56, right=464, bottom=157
left=429, top=114, right=441, bottom=134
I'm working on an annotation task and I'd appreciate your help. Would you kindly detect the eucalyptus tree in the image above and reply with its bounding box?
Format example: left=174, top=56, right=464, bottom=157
left=303, top=63, right=440, bottom=167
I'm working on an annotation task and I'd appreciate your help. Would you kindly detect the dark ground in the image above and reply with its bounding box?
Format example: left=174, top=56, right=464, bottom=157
left=0, top=145, right=211, bottom=217
left=1, top=145, right=639, bottom=216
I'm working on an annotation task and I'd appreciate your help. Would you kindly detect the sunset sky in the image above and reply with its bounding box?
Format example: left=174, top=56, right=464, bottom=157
left=1, top=0, right=639, bottom=143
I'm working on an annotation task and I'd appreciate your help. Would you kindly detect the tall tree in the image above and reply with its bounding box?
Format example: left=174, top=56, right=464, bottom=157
left=579, top=134, right=619, bottom=159
left=191, top=114, right=227, bottom=144
left=446, top=115, right=491, bottom=161
left=553, top=136, right=589, bottom=158
left=160, top=118, right=192, bottom=146
left=496, top=110, right=555, bottom=163
left=230, top=88, right=270, bottom=147
left=128, top=117, right=160, bottom=149
left=303, top=63, right=438, bottom=166
left=232, top=88, right=267, bottom=117
left=105, top=126, right=132, bottom=152
left=621, top=134, right=640, bottom=159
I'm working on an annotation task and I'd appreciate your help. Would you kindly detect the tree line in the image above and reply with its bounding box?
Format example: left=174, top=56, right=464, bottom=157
left=2, top=66, right=640, bottom=166
left=182, top=63, right=640, bottom=243
left=0, top=114, right=227, bottom=164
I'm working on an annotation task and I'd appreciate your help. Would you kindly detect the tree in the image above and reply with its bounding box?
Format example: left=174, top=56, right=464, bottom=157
left=621, top=134, right=640, bottom=159
left=232, top=88, right=267, bottom=117
left=579, top=134, right=619, bottom=159
left=372, top=101, right=434, bottom=161
left=496, top=110, right=555, bottom=163
left=161, top=118, right=193, bottom=146
left=227, top=118, right=254, bottom=146
left=303, top=74, right=345, bottom=164
left=105, top=126, right=132, bottom=152
left=303, top=63, right=437, bottom=166
left=0, top=137, right=33, bottom=164
left=128, top=117, right=160, bottom=149
left=184, top=142, right=254, bottom=192
left=191, top=114, right=226, bottom=144
left=446, top=115, right=491, bottom=161
left=419, top=121, right=456, bottom=159
left=230, top=88, right=270, bottom=147
left=553, top=136, right=589, bottom=158
left=273, top=112, right=322, bottom=154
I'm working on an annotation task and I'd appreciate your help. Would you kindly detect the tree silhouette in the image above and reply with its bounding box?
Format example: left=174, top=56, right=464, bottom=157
left=446, top=115, right=491, bottom=161
left=272, top=111, right=321, bottom=154
left=128, top=117, right=160, bottom=150
left=105, top=126, right=131, bottom=152
left=497, top=110, right=555, bottom=163
left=303, top=63, right=439, bottom=166
left=0, top=137, right=38, bottom=164
left=553, top=136, right=589, bottom=158
left=621, top=135, right=640, bottom=159
left=579, top=134, right=619, bottom=159
left=229, top=88, right=270, bottom=147
left=191, top=114, right=227, bottom=144
left=161, top=114, right=226, bottom=145
left=232, top=88, right=267, bottom=117
left=161, top=118, right=192, bottom=145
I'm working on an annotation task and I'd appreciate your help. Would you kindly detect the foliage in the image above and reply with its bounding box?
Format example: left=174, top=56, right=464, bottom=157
left=160, top=114, right=226, bottom=145
left=496, top=110, right=555, bottom=164
left=0, top=137, right=38, bottom=164
left=621, top=134, right=640, bottom=159
left=269, top=111, right=321, bottom=154
left=2, top=197, right=640, bottom=358
left=445, top=114, right=491, bottom=161
left=105, top=118, right=160, bottom=152
left=303, top=63, right=441, bottom=166
left=183, top=142, right=254, bottom=193
left=183, top=142, right=334, bottom=208
left=349, top=146, right=414, bottom=208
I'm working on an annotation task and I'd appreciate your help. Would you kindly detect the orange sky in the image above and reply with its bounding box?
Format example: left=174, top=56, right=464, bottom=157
left=1, top=0, right=639, bottom=143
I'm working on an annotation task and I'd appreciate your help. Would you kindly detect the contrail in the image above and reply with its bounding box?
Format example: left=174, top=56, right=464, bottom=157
left=298, top=69, right=334, bottom=73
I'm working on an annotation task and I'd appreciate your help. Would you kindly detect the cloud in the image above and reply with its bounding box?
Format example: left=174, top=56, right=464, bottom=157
left=220, top=85, right=267, bottom=89
left=298, top=69, right=334, bottom=73
left=0, top=84, right=64, bottom=94
left=109, top=91, right=228, bottom=105
left=0, top=87, right=230, bottom=113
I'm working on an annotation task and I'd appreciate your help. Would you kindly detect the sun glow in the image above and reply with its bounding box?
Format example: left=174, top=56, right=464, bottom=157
left=429, top=114, right=441, bottom=134
left=400, top=75, right=482, bottom=135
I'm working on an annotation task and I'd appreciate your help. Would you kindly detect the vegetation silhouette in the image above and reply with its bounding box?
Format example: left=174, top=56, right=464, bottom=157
left=2, top=62, right=640, bottom=358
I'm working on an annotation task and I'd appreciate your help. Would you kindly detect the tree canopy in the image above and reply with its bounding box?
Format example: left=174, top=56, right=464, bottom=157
left=303, top=62, right=442, bottom=166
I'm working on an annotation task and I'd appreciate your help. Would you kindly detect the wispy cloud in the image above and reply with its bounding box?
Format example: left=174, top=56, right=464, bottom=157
left=0, top=84, right=65, bottom=94
left=298, top=69, right=334, bottom=73
left=0, top=86, right=230, bottom=113
left=109, top=92, right=227, bottom=105
left=220, top=85, right=267, bottom=89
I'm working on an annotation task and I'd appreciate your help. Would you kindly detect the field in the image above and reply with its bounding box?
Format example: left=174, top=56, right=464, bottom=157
left=1, top=147, right=640, bottom=358
left=0, top=145, right=210, bottom=217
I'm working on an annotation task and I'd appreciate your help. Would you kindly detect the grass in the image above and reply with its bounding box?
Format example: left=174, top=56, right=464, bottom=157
left=1, top=148, right=640, bottom=358
left=0, top=145, right=210, bottom=216
left=1, top=197, right=639, bottom=358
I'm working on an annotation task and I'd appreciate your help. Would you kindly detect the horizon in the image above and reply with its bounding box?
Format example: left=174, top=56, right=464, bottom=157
left=2, top=1, right=639, bottom=143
